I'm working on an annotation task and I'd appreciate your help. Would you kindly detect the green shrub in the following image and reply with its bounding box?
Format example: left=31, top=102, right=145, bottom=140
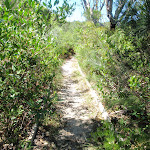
left=91, top=120, right=149, bottom=149
left=74, top=22, right=150, bottom=149
left=0, top=0, right=73, bottom=148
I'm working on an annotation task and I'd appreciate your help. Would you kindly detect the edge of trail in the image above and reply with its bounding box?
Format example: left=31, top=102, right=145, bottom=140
left=32, top=56, right=110, bottom=150
left=54, top=56, right=110, bottom=149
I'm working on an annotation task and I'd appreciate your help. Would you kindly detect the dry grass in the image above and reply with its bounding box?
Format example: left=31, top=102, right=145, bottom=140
left=71, top=69, right=104, bottom=121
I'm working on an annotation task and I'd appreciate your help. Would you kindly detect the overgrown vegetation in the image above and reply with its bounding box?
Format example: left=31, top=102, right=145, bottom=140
left=57, top=1, right=150, bottom=148
left=0, top=0, right=74, bottom=148
left=0, top=0, right=149, bottom=149
left=50, top=18, right=150, bottom=148
left=73, top=15, right=150, bottom=150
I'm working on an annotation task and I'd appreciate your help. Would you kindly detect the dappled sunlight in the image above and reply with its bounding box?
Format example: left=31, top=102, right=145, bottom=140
left=1, top=0, right=149, bottom=149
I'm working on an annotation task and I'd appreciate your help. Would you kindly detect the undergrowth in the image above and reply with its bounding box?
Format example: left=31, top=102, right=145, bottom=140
left=68, top=21, right=149, bottom=149
left=0, top=0, right=149, bottom=149
left=0, top=0, right=74, bottom=148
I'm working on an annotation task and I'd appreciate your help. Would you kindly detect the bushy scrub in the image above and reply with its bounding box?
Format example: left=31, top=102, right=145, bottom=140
left=0, top=0, right=73, bottom=148
left=52, top=21, right=84, bottom=58
left=91, top=119, right=149, bottom=149
left=74, top=22, right=150, bottom=148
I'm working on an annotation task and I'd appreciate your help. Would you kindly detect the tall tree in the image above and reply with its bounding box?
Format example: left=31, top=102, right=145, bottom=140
left=82, top=0, right=105, bottom=25
left=82, top=0, right=138, bottom=29
left=105, top=0, right=138, bottom=30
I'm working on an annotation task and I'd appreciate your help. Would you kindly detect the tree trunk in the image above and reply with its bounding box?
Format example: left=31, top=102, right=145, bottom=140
left=106, top=0, right=127, bottom=30
left=106, top=0, right=114, bottom=29
left=82, top=0, right=105, bottom=25
left=110, top=20, right=116, bottom=30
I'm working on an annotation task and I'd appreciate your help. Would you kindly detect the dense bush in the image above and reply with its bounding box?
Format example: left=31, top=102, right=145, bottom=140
left=0, top=0, right=149, bottom=148
left=0, top=0, right=73, bottom=148
left=73, top=21, right=150, bottom=148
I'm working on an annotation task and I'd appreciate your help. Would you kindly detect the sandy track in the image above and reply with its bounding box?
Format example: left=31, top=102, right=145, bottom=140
left=55, top=57, right=94, bottom=150
left=33, top=56, right=108, bottom=150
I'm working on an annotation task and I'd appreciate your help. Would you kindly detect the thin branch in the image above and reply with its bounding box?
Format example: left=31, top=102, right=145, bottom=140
left=100, top=0, right=105, bottom=11
left=114, top=0, right=127, bottom=20
left=82, top=0, right=88, bottom=10
left=105, top=0, right=114, bottom=22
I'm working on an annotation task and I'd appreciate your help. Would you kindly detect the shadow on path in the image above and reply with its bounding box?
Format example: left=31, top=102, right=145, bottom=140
left=33, top=57, right=99, bottom=150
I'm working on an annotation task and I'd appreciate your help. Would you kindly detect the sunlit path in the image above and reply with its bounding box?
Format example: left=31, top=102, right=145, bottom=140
left=55, top=57, right=94, bottom=149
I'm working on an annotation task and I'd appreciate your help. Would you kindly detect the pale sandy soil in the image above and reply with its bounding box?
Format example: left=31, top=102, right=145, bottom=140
left=55, top=57, right=94, bottom=150
left=33, top=56, right=109, bottom=150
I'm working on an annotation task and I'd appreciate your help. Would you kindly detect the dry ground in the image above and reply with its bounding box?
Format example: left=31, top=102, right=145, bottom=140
left=33, top=57, right=108, bottom=150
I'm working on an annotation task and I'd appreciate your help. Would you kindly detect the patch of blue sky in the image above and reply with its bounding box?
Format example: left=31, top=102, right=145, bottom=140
left=39, top=0, right=109, bottom=23
left=65, top=0, right=109, bottom=23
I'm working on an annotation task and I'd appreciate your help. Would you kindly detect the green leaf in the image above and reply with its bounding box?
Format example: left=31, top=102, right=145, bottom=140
left=37, top=99, right=43, bottom=103
left=8, top=15, right=14, bottom=21
left=17, top=70, right=21, bottom=74
left=29, top=0, right=32, bottom=5
left=54, top=0, right=59, bottom=6
left=11, top=116, right=16, bottom=120
left=5, top=0, right=10, bottom=9
left=24, top=11, right=28, bottom=17
left=31, top=0, right=35, bottom=8
left=12, top=65, right=16, bottom=71
left=43, top=2, right=47, bottom=7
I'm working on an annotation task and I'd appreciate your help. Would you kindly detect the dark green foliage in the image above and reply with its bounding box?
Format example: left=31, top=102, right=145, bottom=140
left=91, top=119, right=149, bottom=149
left=0, top=0, right=74, bottom=148
left=73, top=20, right=149, bottom=149
left=120, top=0, right=150, bottom=37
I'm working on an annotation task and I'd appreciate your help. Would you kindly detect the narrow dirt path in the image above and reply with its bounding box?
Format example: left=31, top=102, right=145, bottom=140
left=33, top=56, right=108, bottom=149
left=55, top=57, right=94, bottom=149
